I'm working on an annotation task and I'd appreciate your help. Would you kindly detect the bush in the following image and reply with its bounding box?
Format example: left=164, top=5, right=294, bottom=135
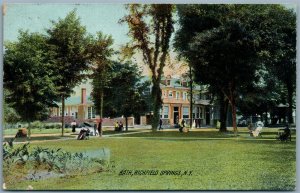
left=31, top=121, right=44, bottom=129
left=44, top=123, right=61, bottom=129
left=3, top=142, right=110, bottom=184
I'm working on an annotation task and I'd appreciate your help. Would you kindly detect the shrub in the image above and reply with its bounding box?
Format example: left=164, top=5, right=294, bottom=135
left=44, top=123, right=61, bottom=129
left=3, top=142, right=110, bottom=183
left=31, top=121, right=43, bottom=129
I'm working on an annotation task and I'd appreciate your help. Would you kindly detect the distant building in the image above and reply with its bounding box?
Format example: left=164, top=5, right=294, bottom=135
left=50, top=75, right=217, bottom=127
left=140, top=75, right=215, bottom=127
left=50, top=88, right=96, bottom=120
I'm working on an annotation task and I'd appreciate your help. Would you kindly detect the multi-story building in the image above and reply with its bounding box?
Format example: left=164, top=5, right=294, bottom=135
left=50, top=75, right=215, bottom=127
left=156, top=75, right=213, bottom=126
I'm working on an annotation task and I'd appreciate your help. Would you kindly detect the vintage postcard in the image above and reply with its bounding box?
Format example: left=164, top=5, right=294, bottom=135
left=2, top=2, right=297, bottom=191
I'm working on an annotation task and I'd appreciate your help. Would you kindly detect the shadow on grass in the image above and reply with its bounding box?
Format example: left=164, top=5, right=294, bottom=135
left=103, top=130, right=138, bottom=135
left=113, top=130, right=295, bottom=139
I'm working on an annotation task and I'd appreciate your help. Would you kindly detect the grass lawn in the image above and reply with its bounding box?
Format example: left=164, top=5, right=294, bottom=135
left=3, top=129, right=296, bottom=190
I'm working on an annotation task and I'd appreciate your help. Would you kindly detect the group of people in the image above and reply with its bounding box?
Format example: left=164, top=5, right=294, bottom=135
left=159, top=117, right=187, bottom=132
left=114, top=121, right=124, bottom=132
left=71, top=119, right=102, bottom=137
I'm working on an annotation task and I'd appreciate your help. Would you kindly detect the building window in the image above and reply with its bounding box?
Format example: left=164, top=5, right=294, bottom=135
left=176, top=91, right=180, bottom=99
left=168, top=91, right=173, bottom=98
left=183, top=92, right=187, bottom=100
left=183, top=107, right=189, bottom=118
left=88, top=107, right=92, bottom=119
left=163, top=106, right=169, bottom=119
left=92, top=107, right=96, bottom=118
left=200, top=107, right=204, bottom=118
left=167, top=80, right=171, bottom=86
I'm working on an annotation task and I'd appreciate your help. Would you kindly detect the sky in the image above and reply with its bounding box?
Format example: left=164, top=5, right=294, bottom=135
left=4, top=4, right=130, bottom=49
left=3, top=3, right=297, bottom=97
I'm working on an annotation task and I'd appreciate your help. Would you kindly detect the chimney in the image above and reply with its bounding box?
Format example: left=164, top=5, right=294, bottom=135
left=81, top=88, right=87, bottom=104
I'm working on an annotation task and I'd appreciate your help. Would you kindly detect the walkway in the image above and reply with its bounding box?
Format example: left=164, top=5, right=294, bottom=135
left=3, top=129, right=290, bottom=144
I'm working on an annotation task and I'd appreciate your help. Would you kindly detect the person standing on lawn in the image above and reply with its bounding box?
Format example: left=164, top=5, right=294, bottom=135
left=71, top=120, right=76, bottom=133
left=115, top=121, right=119, bottom=131
left=94, top=123, right=98, bottom=136
left=119, top=121, right=124, bottom=131
left=179, top=119, right=185, bottom=132
left=159, top=119, right=163, bottom=130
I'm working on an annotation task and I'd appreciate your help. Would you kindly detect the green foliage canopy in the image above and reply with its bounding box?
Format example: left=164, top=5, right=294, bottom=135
left=4, top=31, right=59, bottom=123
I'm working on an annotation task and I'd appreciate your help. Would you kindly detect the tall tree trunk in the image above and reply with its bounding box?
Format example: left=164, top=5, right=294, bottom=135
left=189, top=65, right=193, bottom=128
left=27, top=122, right=31, bottom=141
left=226, top=84, right=237, bottom=134
left=100, top=91, right=103, bottom=137
left=231, top=97, right=237, bottom=134
left=61, top=95, right=65, bottom=137
left=125, top=116, right=128, bottom=131
left=287, top=85, right=294, bottom=124
left=219, top=92, right=228, bottom=132
left=151, top=80, right=162, bottom=131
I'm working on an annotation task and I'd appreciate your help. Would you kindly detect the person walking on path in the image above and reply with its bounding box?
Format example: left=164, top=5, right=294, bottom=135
left=159, top=119, right=163, bottom=130
left=179, top=119, right=185, bottom=132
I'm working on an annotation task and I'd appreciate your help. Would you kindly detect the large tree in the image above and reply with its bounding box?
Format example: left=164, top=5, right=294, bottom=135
left=47, top=10, right=90, bottom=136
left=174, top=4, right=296, bottom=131
left=271, top=11, right=296, bottom=124
left=234, top=5, right=296, bottom=124
left=174, top=5, right=232, bottom=132
left=189, top=20, right=258, bottom=133
left=94, top=62, right=150, bottom=131
left=88, top=32, right=114, bottom=136
left=4, top=31, right=59, bottom=139
left=120, top=4, right=174, bottom=131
